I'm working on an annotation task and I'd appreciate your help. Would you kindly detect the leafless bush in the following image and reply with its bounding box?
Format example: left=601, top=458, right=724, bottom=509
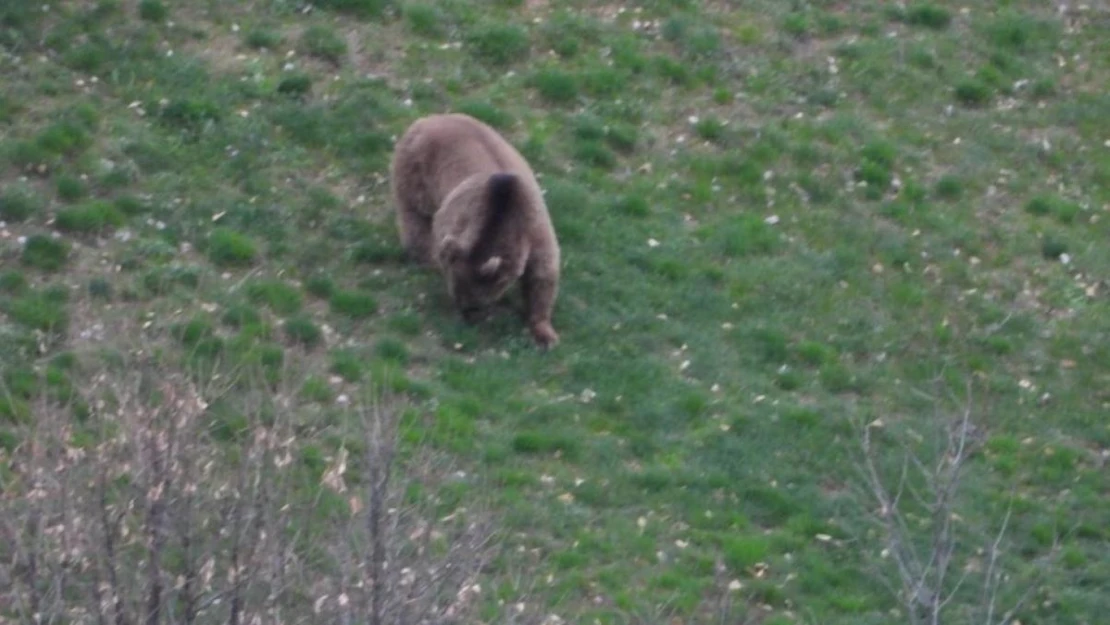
left=0, top=347, right=498, bottom=625
left=854, top=382, right=1065, bottom=625
left=310, top=381, right=498, bottom=625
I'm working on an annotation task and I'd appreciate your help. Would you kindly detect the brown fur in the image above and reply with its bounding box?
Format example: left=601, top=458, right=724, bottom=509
left=389, top=113, right=562, bottom=348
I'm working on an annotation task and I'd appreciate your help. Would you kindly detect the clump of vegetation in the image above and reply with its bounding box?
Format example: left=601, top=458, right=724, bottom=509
left=0, top=189, right=39, bottom=222
left=222, top=303, right=263, bottom=329
left=652, top=55, right=693, bottom=86
left=1040, top=236, right=1068, bottom=260
left=312, top=0, right=392, bottom=18
left=299, top=375, right=334, bottom=402
left=572, top=140, right=616, bottom=170
left=1025, top=194, right=1081, bottom=224
left=693, top=117, right=727, bottom=143
left=54, top=175, right=87, bottom=202
left=374, top=337, right=409, bottom=364
left=329, top=289, right=379, bottom=319
left=4, top=288, right=69, bottom=334
left=661, top=15, right=721, bottom=58
left=933, top=175, right=965, bottom=201
left=21, top=235, right=70, bottom=272
left=54, top=200, right=125, bottom=234
left=984, top=11, right=1059, bottom=54
left=456, top=100, right=513, bottom=129
left=0, top=94, right=20, bottom=124
left=277, top=74, right=313, bottom=98
left=7, top=141, right=50, bottom=171
left=614, top=193, right=650, bottom=218
left=330, top=348, right=364, bottom=381
left=780, top=12, right=810, bottom=38
left=114, top=195, right=151, bottom=216
left=245, top=279, right=303, bottom=315
left=172, top=316, right=216, bottom=348
left=245, top=27, right=282, bottom=49
left=530, top=69, right=579, bottom=105
left=706, top=214, right=780, bottom=258
left=63, top=41, right=111, bottom=74
left=305, top=274, right=336, bottom=299
left=207, top=228, right=259, bottom=268
left=904, top=4, right=952, bottom=30
left=387, top=312, right=421, bottom=337
left=855, top=141, right=898, bottom=199
left=954, top=77, right=993, bottom=107
left=403, top=3, right=447, bottom=39
left=284, top=315, right=323, bottom=347
left=36, top=120, right=94, bottom=158
left=0, top=271, right=28, bottom=295
left=302, top=25, right=347, bottom=64
left=350, top=240, right=402, bottom=264
left=88, top=277, right=113, bottom=300
left=137, top=0, right=168, bottom=22
left=465, top=22, right=530, bottom=66
left=158, top=98, right=222, bottom=135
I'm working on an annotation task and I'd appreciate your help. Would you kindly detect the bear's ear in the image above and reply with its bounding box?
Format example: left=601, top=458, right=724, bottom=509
left=477, top=255, right=502, bottom=277
left=437, top=235, right=463, bottom=266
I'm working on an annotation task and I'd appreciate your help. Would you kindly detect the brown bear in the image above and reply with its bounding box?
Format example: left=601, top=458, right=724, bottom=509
left=389, top=113, right=562, bottom=349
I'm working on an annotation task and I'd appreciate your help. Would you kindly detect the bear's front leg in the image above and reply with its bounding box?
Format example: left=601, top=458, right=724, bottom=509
left=521, top=267, right=560, bottom=349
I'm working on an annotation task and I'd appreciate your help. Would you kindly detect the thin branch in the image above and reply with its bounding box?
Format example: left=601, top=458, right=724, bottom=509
left=982, top=493, right=1014, bottom=625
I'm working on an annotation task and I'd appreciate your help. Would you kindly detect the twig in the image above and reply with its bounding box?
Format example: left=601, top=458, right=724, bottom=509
left=362, top=388, right=397, bottom=625
left=143, top=383, right=175, bottom=625
left=982, top=493, right=1013, bottom=625
left=96, top=461, right=128, bottom=625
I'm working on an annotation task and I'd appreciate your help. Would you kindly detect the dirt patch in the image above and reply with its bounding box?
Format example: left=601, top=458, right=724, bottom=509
left=343, top=25, right=400, bottom=82
left=175, top=15, right=270, bottom=78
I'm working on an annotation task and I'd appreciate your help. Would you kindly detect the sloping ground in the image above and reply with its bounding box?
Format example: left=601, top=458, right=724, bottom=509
left=1, top=1, right=1107, bottom=623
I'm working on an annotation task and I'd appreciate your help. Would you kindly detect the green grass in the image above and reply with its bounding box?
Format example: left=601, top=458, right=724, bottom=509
left=465, top=22, right=530, bottom=66
left=530, top=68, right=579, bottom=105
left=284, top=315, right=323, bottom=347
left=20, top=235, right=70, bottom=272
left=138, top=0, right=168, bottom=22
left=245, top=278, right=304, bottom=315
left=0, top=188, right=38, bottom=222
left=955, top=77, right=994, bottom=106
left=301, top=24, right=348, bottom=65
left=0, top=1, right=1107, bottom=624
left=207, top=227, right=259, bottom=268
left=54, top=174, right=87, bottom=202
left=329, top=288, right=379, bottom=319
left=903, top=4, right=953, bottom=30
left=403, top=3, right=448, bottom=39
left=55, top=200, right=125, bottom=234
left=3, top=286, right=69, bottom=335
left=244, top=26, right=283, bottom=50
left=277, top=73, right=313, bottom=98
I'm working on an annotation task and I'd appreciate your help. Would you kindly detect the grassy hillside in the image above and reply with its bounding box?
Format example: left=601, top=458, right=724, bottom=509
left=1, top=0, right=1108, bottom=623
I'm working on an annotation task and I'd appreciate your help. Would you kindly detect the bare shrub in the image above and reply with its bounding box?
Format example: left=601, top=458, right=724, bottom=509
left=853, top=382, right=1066, bottom=625
left=309, top=381, right=498, bottom=625
left=0, top=346, right=497, bottom=625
